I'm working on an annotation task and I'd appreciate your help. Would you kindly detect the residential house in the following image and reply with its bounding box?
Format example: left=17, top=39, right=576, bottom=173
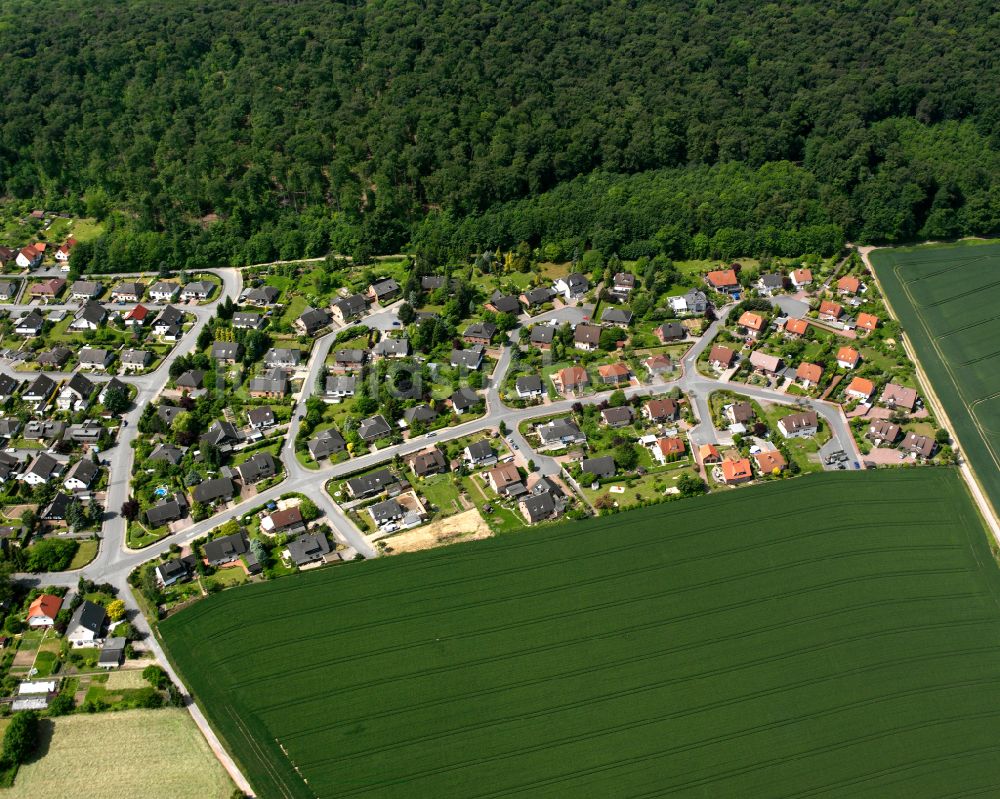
left=149, top=444, right=184, bottom=465
left=57, top=373, right=94, bottom=411
left=233, top=312, right=264, bottom=330
left=720, top=458, right=754, bottom=485
left=708, top=345, right=736, bottom=370
left=790, top=268, right=812, bottom=288
left=211, top=342, right=244, bottom=364
left=601, top=406, right=634, bottom=428
left=867, top=419, right=901, bottom=446
left=324, top=375, right=356, bottom=400
left=367, top=279, right=401, bottom=305
left=643, top=354, right=672, bottom=378
left=67, top=601, right=106, bottom=647
left=818, top=300, right=843, bottom=321
left=201, top=420, right=241, bottom=450
left=203, top=530, right=249, bottom=565
left=796, top=362, right=824, bottom=388
left=111, top=282, right=143, bottom=303
left=373, top=338, right=408, bottom=359
left=728, top=401, right=754, bottom=425
left=155, top=556, right=194, bottom=587
left=295, top=307, right=330, bottom=336
left=37, top=346, right=71, bottom=369
left=264, top=347, right=302, bottom=369
left=64, top=458, right=99, bottom=492
left=345, top=468, right=398, bottom=498
left=0, top=419, right=21, bottom=440
left=261, top=507, right=305, bottom=536
left=55, top=238, right=77, bottom=264
left=580, top=456, right=616, bottom=480
left=331, top=348, right=366, bottom=373
left=597, top=362, right=630, bottom=385
left=856, top=313, right=879, bottom=334
left=757, top=273, right=785, bottom=296
left=0, top=248, right=13, bottom=268
left=146, top=494, right=188, bottom=527
left=24, top=420, right=65, bottom=441
left=749, top=351, right=782, bottom=375
left=654, top=322, right=686, bottom=343
left=65, top=421, right=103, bottom=444
left=450, top=345, right=484, bottom=371
left=407, top=447, right=447, bottom=478
left=181, top=280, right=214, bottom=301
left=610, top=272, right=636, bottom=299
left=486, top=463, right=525, bottom=496
left=669, top=289, right=708, bottom=315
left=121, top=349, right=152, bottom=371
left=368, top=499, right=405, bottom=528
left=403, top=404, right=437, bottom=425
left=553, top=272, right=589, bottom=301
left=148, top=281, right=180, bottom=302
left=836, top=346, right=860, bottom=369
left=900, top=432, right=936, bottom=459
left=450, top=388, right=482, bottom=414
left=652, top=437, right=686, bottom=464
left=240, top=285, right=281, bottom=306
left=191, top=477, right=235, bottom=506
left=0, top=280, right=17, bottom=301
left=70, top=280, right=101, bottom=300
left=123, top=304, right=149, bottom=326
left=421, top=276, right=447, bottom=291
left=552, top=365, right=589, bottom=394
left=699, top=444, right=722, bottom=464
left=16, top=244, right=44, bottom=269
left=28, top=277, right=65, bottom=300
left=247, top=406, right=276, bottom=430
left=778, top=411, right=818, bottom=438
left=248, top=369, right=289, bottom=398
left=23, top=374, right=56, bottom=405
left=175, top=370, right=205, bottom=391
left=845, top=377, right=876, bottom=402
left=27, top=594, right=63, bottom=628
left=41, top=492, right=71, bottom=522
left=78, top=347, right=112, bottom=370
left=358, top=414, right=392, bottom=442
left=331, top=293, right=368, bottom=325
left=573, top=324, right=602, bottom=351
left=464, top=441, right=496, bottom=468
left=285, top=533, right=332, bottom=567
left=754, top=450, right=787, bottom=475
left=486, top=292, right=521, bottom=315
left=837, top=275, right=861, bottom=296
left=529, top=326, right=555, bottom=349
left=644, top=398, right=678, bottom=422
left=236, top=452, right=277, bottom=484
left=70, top=300, right=107, bottom=331
left=519, top=492, right=557, bottom=524
left=15, top=310, right=44, bottom=336
left=537, top=418, right=585, bottom=447
left=737, top=311, right=766, bottom=338
left=881, top=383, right=918, bottom=412
left=157, top=404, right=182, bottom=426
left=705, top=269, right=740, bottom=295
left=784, top=318, right=809, bottom=337
left=308, top=428, right=346, bottom=460
left=600, top=307, right=632, bottom=328
left=515, top=375, right=544, bottom=399
left=0, top=375, right=17, bottom=403
left=463, top=322, right=497, bottom=346
left=520, top=286, right=555, bottom=309
left=152, top=305, right=184, bottom=339
left=97, top=637, right=126, bottom=670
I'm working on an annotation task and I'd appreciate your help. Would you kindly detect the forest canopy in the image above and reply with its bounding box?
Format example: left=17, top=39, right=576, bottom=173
left=0, top=0, right=998, bottom=269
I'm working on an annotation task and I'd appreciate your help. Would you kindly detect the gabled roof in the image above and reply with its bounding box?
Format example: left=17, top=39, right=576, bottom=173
left=65, top=458, right=99, bottom=486
left=819, top=300, right=843, bottom=318
left=785, top=318, right=809, bottom=335
left=708, top=345, right=736, bottom=366
left=573, top=324, right=602, bottom=346
left=191, top=477, right=234, bottom=503
left=846, top=377, right=875, bottom=397
left=836, top=346, right=860, bottom=367
left=856, top=313, right=879, bottom=331
left=28, top=594, right=62, bottom=621
left=754, top=450, right=787, bottom=473
left=796, top=362, right=824, bottom=383
left=837, top=275, right=861, bottom=294
left=721, top=458, right=753, bottom=481
left=737, top=311, right=765, bottom=331
left=68, top=600, right=106, bottom=636
left=706, top=269, right=738, bottom=288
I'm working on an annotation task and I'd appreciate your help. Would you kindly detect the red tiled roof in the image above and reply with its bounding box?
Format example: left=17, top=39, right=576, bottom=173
left=706, top=269, right=738, bottom=288
left=797, top=362, right=824, bottom=383
left=785, top=318, right=809, bottom=335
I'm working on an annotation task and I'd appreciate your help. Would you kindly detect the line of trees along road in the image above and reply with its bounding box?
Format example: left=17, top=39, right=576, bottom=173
left=1, top=0, right=998, bottom=269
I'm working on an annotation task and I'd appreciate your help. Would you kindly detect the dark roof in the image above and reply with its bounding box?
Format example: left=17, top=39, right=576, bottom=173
left=286, top=533, right=332, bottom=566
left=201, top=420, right=241, bottom=448
left=521, top=492, right=556, bottom=522
left=465, top=440, right=494, bottom=461
left=236, top=452, right=277, bottom=484
left=191, top=477, right=234, bottom=504
left=358, top=415, right=392, bottom=441
left=69, top=600, right=106, bottom=636
left=450, top=387, right=481, bottom=410
left=369, top=498, right=404, bottom=524
left=489, top=293, right=521, bottom=314
left=297, top=307, right=330, bottom=332
left=42, top=492, right=71, bottom=519
left=203, top=530, right=249, bottom=564
left=515, top=375, right=543, bottom=394
left=403, top=404, right=437, bottom=424
left=731, top=401, right=754, bottom=423
left=145, top=498, right=185, bottom=526
left=581, top=455, right=616, bottom=478
left=601, top=307, right=632, bottom=325
left=332, top=293, right=367, bottom=318
left=346, top=468, right=397, bottom=497
left=24, top=373, right=56, bottom=399
left=308, top=428, right=346, bottom=459
left=530, top=326, right=555, bottom=344
left=176, top=370, right=205, bottom=389
left=464, top=321, right=497, bottom=340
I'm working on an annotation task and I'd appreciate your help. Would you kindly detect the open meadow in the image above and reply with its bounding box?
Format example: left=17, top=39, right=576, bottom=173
left=871, top=241, right=1000, bottom=515
left=161, top=469, right=1000, bottom=799
left=5, top=709, right=233, bottom=799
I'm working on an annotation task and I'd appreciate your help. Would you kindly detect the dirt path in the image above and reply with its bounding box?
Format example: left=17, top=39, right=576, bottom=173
left=860, top=245, right=1000, bottom=546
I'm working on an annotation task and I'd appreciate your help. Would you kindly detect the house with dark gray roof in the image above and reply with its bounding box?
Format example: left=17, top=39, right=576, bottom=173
left=211, top=342, right=243, bottom=364
left=248, top=368, right=289, bottom=398
left=487, top=292, right=521, bottom=315
left=519, top=492, right=556, bottom=524
left=240, top=285, right=281, bottom=306
left=264, top=348, right=301, bottom=369
left=191, top=477, right=235, bottom=505
left=181, top=280, right=215, bottom=301
left=37, top=346, right=71, bottom=368
left=295, top=307, right=331, bottom=336
left=529, top=326, right=555, bottom=348
left=236, top=451, right=277, bottom=484
left=233, top=312, right=264, bottom=330
left=324, top=375, right=356, bottom=399
left=201, top=420, right=242, bottom=450
left=450, top=387, right=482, bottom=414
left=345, top=468, right=398, bottom=499
left=149, top=444, right=184, bottom=465
left=23, top=373, right=55, bottom=405
left=600, top=307, right=633, bottom=328
left=520, top=286, right=556, bottom=308
left=373, top=338, right=409, bottom=359
left=78, top=347, right=112, bottom=370
left=175, top=370, right=205, bottom=390
left=580, top=456, right=616, bottom=480
left=247, top=406, right=276, bottom=430
left=403, top=404, right=437, bottom=425
left=15, top=310, right=44, bottom=336
left=463, top=321, right=497, bottom=345
left=450, top=345, right=484, bottom=370
left=145, top=494, right=187, bottom=527
left=358, top=415, right=392, bottom=442
left=464, top=440, right=496, bottom=467
left=285, top=532, right=332, bottom=567
left=331, top=293, right=368, bottom=325
left=203, top=530, right=248, bottom=565
left=515, top=375, right=543, bottom=399
left=70, top=300, right=107, bottom=331
left=155, top=555, right=194, bottom=587
left=368, top=498, right=405, bottom=527
left=308, top=428, right=346, bottom=461
left=368, top=278, right=400, bottom=304
left=64, top=458, right=99, bottom=491
left=67, top=600, right=106, bottom=647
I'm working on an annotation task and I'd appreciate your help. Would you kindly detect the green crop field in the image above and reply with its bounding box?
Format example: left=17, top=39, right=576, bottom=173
left=160, top=469, right=1000, bottom=799
left=871, top=241, right=1000, bottom=515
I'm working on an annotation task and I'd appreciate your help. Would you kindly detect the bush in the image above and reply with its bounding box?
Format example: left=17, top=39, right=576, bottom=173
left=1, top=711, right=38, bottom=766
left=142, top=665, right=169, bottom=690
left=24, top=539, right=79, bottom=572
left=46, top=694, right=75, bottom=717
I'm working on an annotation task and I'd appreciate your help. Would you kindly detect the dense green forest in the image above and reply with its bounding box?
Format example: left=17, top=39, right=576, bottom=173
left=0, top=0, right=998, bottom=269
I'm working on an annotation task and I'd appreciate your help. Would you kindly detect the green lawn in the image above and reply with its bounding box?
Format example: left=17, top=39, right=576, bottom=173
left=67, top=539, right=98, bottom=570
left=871, top=241, right=1000, bottom=513
left=161, top=468, right=1000, bottom=799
